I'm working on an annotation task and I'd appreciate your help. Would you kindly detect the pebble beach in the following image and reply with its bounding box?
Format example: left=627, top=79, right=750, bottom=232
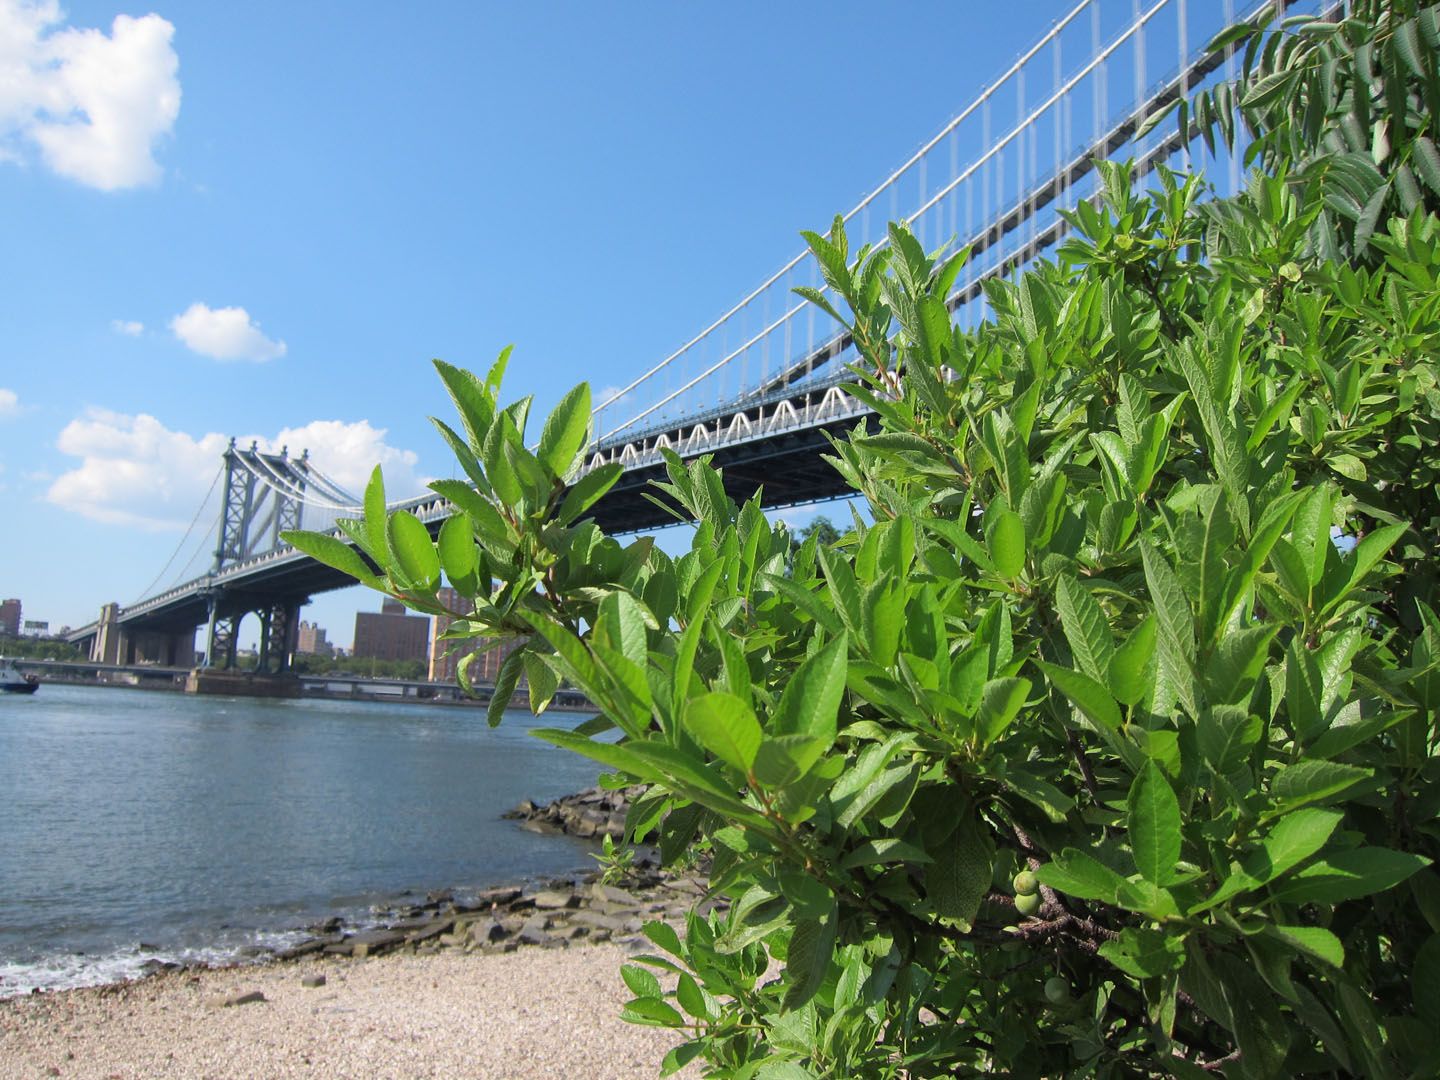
left=0, top=942, right=698, bottom=1079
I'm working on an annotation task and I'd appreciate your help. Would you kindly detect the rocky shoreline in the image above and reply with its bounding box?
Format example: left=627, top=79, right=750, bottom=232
left=120, top=784, right=717, bottom=990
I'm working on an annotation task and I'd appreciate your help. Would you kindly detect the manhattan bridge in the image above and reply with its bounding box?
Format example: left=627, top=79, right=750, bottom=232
left=66, top=0, right=1327, bottom=673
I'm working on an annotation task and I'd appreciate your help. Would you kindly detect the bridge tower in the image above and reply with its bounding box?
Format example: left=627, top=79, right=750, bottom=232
left=200, top=440, right=314, bottom=672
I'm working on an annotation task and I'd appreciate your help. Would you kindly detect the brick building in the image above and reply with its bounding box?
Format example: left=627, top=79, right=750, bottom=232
left=295, top=620, right=333, bottom=656
left=352, top=598, right=430, bottom=663
left=0, top=598, right=20, bottom=637
left=428, top=587, right=524, bottom=687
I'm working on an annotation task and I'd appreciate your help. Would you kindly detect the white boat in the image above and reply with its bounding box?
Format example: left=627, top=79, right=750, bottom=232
left=0, top=657, right=39, bottom=694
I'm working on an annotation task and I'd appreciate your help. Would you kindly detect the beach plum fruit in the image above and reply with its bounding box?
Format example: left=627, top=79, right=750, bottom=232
left=1014, top=890, right=1042, bottom=917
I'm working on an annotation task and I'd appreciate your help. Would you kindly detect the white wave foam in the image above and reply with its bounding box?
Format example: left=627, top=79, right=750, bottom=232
left=0, top=929, right=311, bottom=999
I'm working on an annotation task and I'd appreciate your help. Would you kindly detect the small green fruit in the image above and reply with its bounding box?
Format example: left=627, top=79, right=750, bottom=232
left=1014, top=890, right=1042, bottom=917
left=1044, top=976, right=1070, bottom=1004
left=1012, top=869, right=1039, bottom=896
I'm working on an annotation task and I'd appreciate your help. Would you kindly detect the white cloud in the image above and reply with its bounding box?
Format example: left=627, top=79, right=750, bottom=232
left=45, top=408, right=426, bottom=533
left=0, top=1, right=180, bottom=190
left=169, top=302, right=287, bottom=363
left=269, top=419, right=423, bottom=501
left=111, top=318, right=143, bottom=336
left=0, top=387, right=18, bottom=417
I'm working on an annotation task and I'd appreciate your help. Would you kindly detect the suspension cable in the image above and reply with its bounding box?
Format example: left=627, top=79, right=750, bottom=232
left=129, top=464, right=224, bottom=604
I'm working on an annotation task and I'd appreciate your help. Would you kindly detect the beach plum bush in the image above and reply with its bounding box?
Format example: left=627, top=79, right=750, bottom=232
left=286, top=4, right=1440, bottom=1076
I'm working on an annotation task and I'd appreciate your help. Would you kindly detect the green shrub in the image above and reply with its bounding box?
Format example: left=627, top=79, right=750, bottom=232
left=286, top=6, right=1440, bottom=1076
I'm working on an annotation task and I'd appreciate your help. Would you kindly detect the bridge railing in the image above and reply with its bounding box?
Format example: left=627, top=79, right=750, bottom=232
left=590, top=0, right=1319, bottom=448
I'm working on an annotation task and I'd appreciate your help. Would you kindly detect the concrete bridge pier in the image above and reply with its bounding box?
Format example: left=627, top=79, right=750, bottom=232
left=91, top=602, right=126, bottom=665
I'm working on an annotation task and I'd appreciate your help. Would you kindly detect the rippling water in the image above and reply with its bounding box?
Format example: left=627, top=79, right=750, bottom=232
left=0, top=684, right=603, bottom=995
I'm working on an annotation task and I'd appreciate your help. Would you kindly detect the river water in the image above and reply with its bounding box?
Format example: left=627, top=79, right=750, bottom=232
left=0, top=684, right=605, bottom=997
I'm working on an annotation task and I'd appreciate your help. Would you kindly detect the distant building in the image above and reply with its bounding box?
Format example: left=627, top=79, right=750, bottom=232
left=22, top=620, right=48, bottom=636
left=295, top=620, right=333, bottom=656
left=353, top=598, right=430, bottom=663
left=428, top=587, right=524, bottom=687
left=0, top=598, right=21, bottom=636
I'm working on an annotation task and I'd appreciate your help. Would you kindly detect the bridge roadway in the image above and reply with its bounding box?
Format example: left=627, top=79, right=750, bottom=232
left=65, top=375, right=870, bottom=647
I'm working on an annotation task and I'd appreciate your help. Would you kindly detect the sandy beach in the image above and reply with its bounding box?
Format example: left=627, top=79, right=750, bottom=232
left=0, top=943, right=700, bottom=1080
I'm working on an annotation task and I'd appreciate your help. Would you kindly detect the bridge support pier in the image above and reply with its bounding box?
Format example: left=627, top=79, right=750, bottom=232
left=256, top=600, right=300, bottom=674
left=91, top=603, right=128, bottom=665
left=201, top=592, right=239, bottom=670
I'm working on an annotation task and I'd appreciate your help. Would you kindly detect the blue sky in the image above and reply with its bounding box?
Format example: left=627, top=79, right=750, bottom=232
left=1, top=0, right=1118, bottom=647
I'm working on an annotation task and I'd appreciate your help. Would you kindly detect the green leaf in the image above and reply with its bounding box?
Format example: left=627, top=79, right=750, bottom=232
left=1002, top=767, right=1076, bottom=823
left=537, top=383, right=590, bottom=480
left=486, top=645, right=525, bottom=728
left=1056, top=575, right=1114, bottom=684
left=1198, top=706, right=1261, bottom=775
left=280, top=530, right=383, bottom=589
left=1129, top=760, right=1182, bottom=886
left=1206, top=22, right=1256, bottom=53
left=977, top=677, right=1030, bottom=745
left=436, top=513, right=478, bottom=593
left=1414, top=934, right=1440, bottom=1026
left=755, top=1062, right=818, bottom=1080
left=928, top=816, right=993, bottom=930
left=642, top=919, right=685, bottom=958
left=782, top=898, right=838, bottom=1013
left=1266, top=761, right=1372, bottom=818
left=1038, top=848, right=1126, bottom=903
left=684, top=692, right=762, bottom=776
left=1265, top=924, right=1344, bottom=968
left=428, top=479, right=512, bottom=545
left=1271, top=847, right=1431, bottom=904
left=524, top=651, right=558, bottom=714
left=1141, top=539, right=1197, bottom=715
left=986, top=510, right=1026, bottom=579
left=433, top=357, right=496, bottom=450
left=1251, top=808, right=1343, bottom=883
left=386, top=510, right=440, bottom=593
left=839, top=838, right=933, bottom=869
left=620, top=996, right=685, bottom=1028
left=1036, top=661, right=1123, bottom=734
left=674, top=973, right=715, bottom=1022
left=363, top=465, right=387, bottom=563
left=1108, top=616, right=1157, bottom=707
left=558, top=462, right=623, bottom=525
left=621, top=963, right=663, bottom=1000
left=772, top=634, right=848, bottom=771
left=1098, top=927, right=1186, bottom=979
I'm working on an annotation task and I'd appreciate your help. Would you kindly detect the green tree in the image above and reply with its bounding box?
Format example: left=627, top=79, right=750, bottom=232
left=793, top=515, right=842, bottom=550
left=285, top=6, right=1440, bottom=1075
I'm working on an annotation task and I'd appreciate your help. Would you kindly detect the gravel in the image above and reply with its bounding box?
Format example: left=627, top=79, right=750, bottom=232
left=0, top=943, right=702, bottom=1079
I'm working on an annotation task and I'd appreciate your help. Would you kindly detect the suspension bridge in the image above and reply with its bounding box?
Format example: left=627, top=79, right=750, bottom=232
left=65, top=0, right=1325, bottom=674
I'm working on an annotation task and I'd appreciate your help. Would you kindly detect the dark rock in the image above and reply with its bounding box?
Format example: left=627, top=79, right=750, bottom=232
left=591, top=883, right=639, bottom=906
left=569, top=909, right=625, bottom=933
left=476, top=886, right=522, bottom=907
left=276, top=937, right=337, bottom=961
left=300, top=972, right=326, bottom=988
left=515, top=916, right=554, bottom=946
left=209, top=990, right=266, bottom=1008
left=469, top=918, right=508, bottom=945
left=405, top=917, right=456, bottom=944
